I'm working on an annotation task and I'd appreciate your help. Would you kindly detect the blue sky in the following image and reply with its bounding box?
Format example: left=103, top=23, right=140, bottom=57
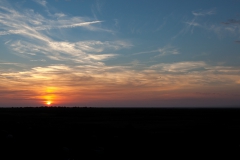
left=0, top=0, right=240, bottom=107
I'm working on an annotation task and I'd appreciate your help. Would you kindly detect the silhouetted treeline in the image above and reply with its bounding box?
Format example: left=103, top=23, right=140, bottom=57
left=0, top=107, right=240, bottom=159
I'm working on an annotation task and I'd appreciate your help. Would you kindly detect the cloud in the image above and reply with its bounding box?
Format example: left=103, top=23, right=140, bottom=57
left=1, top=61, right=239, bottom=89
left=8, top=40, right=130, bottom=63
left=177, top=9, right=239, bottom=38
left=54, top=13, right=66, bottom=18
left=88, top=54, right=117, bottom=61
left=235, top=40, right=240, bottom=44
left=222, top=19, right=240, bottom=25
left=35, top=21, right=103, bottom=30
left=0, top=62, right=20, bottom=65
left=180, top=12, right=240, bottom=39
left=174, top=16, right=203, bottom=37
left=132, top=45, right=179, bottom=57
left=30, top=59, right=46, bottom=62
left=192, top=9, right=216, bottom=16
left=150, top=61, right=206, bottom=73
left=33, top=0, right=47, bottom=7
left=0, top=1, right=128, bottom=64
left=0, top=2, right=108, bottom=36
left=208, top=18, right=240, bottom=38
left=0, top=10, right=103, bottom=36
left=132, top=50, right=159, bottom=56
left=205, top=66, right=240, bottom=75
left=185, top=21, right=200, bottom=27
left=155, top=45, right=180, bottom=57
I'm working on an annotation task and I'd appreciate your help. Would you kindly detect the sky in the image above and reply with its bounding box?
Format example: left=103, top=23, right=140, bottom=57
left=0, top=0, right=240, bottom=107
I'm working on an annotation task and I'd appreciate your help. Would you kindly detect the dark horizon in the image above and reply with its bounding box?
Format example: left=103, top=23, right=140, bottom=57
left=1, top=106, right=240, bottom=159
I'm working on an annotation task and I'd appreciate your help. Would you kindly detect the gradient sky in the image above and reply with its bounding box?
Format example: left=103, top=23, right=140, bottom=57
left=0, top=0, right=240, bottom=107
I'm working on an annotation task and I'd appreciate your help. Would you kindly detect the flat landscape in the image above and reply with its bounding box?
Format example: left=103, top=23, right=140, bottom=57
left=1, top=107, right=240, bottom=159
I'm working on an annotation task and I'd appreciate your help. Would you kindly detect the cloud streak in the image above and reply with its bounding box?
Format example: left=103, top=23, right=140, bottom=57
left=132, top=45, right=179, bottom=57
left=150, top=61, right=206, bottom=73
left=192, top=9, right=216, bottom=16
left=0, top=21, right=103, bottom=36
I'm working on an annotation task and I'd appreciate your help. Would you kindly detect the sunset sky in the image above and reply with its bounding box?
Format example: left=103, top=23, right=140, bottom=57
left=0, top=0, right=240, bottom=107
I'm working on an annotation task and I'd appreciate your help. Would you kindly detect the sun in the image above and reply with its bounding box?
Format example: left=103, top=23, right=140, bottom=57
left=46, top=101, right=52, bottom=105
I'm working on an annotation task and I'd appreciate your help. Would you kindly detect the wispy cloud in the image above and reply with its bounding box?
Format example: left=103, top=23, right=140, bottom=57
left=9, top=40, right=128, bottom=63
left=0, top=62, right=25, bottom=67
left=30, top=59, right=46, bottom=62
left=150, top=61, right=206, bottom=73
left=0, top=1, right=108, bottom=34
left=33, top=0, right=47, bottom=7
left=222, top=19, right=240, bottom=25
left=173, top=16, right=202, bottom=39
left=179, top=10, right=240, bottom=40
left=183, top=17, right=202, bottom=34
left=156, top=45, right=179, bottom=57
left=0, top=6, right=103, bottom=36
left=0, top=1, right=128, bottom=64
left=185, top=21, right=200, bottom=27
left=175, top=9, right=225, bottom=38
left=132, top=50, right=159, bottom=56
left=192, top=9, right=216, bottom=16
left=1, top=62, right=239, bottom=98
left=54, top=13, right=66, bottom=18
left=132, top=45, right=179, bottom=57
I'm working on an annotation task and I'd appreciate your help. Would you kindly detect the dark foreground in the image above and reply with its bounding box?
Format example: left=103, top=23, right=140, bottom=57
left=1, top=107, right=240, bottom=159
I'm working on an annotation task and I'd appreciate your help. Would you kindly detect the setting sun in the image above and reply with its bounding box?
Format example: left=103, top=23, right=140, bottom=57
left=46, top=101, right=52, bottom=105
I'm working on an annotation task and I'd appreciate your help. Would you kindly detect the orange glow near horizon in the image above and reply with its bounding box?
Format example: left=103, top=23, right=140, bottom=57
left=41, top=87, right=58, bottom=106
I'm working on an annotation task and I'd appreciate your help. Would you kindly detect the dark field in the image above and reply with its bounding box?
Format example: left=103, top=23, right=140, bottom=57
left=1, top=107, right=240, bottom=159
